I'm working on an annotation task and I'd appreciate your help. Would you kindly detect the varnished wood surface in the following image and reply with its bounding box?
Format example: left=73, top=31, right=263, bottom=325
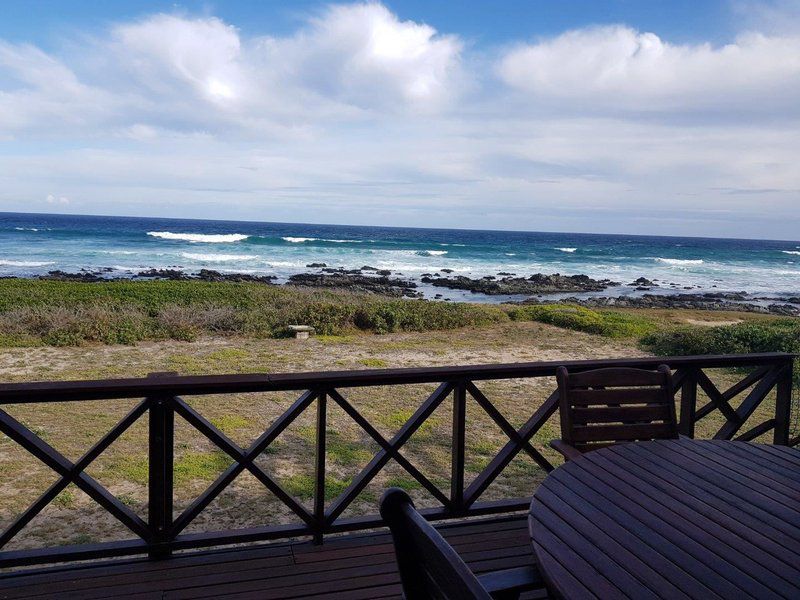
left=0, top=515, right=542, bottom=599
left=529, top=439, right=800, bottom=599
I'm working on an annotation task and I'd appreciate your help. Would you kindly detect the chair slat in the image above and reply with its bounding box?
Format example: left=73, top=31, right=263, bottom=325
left=567, top=367, right=667, bottom=388
left=568, top=388, right=665, bottom=405
left=571, top=423, right=676, bottom=443
left=572, top=405, right=671, bottom=424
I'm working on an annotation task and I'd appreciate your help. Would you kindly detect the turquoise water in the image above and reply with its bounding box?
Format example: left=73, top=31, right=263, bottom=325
left=1, top=212, right=798, bottom=299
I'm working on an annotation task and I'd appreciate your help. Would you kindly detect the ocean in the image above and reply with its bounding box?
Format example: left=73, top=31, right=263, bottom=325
left=1, top=212, right=798, bottom=301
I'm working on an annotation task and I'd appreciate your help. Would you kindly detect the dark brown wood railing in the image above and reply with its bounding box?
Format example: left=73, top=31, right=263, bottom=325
left=0, top=352, right=795, bottom=568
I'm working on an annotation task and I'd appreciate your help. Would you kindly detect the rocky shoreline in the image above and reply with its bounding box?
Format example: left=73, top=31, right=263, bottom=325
left=21, top=266, right=800, bottom=316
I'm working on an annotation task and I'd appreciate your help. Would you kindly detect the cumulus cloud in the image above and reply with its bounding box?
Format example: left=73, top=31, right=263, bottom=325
left=498, top=25, right=800, bottom=113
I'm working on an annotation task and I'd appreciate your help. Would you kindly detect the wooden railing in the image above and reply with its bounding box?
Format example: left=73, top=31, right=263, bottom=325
left=0, top=352, right=794, bottom=568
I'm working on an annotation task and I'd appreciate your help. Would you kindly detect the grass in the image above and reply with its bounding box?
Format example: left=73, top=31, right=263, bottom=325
left=509, top=304, right=659, bottom=338
left=0, top=279, right=509, bottom=346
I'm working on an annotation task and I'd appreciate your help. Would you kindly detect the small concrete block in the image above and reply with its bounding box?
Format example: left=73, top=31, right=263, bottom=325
left=288, top=325, right=315, bottom=339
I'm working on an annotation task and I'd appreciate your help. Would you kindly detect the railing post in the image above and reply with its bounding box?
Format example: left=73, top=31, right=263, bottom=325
left=774, top=359, right=794, bottom=445
left=450, top=380, right=467, bottom=513
left=147, top=373, right=175, bottom=559
left=313, top=390, right=327, bottom=544
left=679, top=369, right=697, bottom=438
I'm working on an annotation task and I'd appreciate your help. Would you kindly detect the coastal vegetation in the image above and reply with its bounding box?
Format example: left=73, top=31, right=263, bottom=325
left=3, top=278, right=791, bottom=349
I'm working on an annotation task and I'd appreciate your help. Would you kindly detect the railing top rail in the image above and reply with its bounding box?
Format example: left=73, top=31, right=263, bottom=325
left=0, top=352, right=793, bottom=404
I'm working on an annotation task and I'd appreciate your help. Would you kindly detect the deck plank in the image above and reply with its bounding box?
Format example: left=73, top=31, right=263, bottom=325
left=0, top=515, right=534, bottom=599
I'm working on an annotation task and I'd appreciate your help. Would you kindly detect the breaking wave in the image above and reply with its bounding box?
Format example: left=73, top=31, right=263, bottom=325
left=555, top=247, right=577, bottom=253
left=654, top=258, right=704, bottom=265
left=281, top=236, right=361, bottom=243
left=147, top=231, right=249, bottom=243
left=181, top=252, right=258, bottom=262
left=0, top=260, right=54, bottom=267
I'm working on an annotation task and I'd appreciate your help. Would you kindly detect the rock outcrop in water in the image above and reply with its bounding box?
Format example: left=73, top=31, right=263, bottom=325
left=287, top=273, right=421, bottom=298
left=520, top=292, right=800, bottom=316
left=420, top=273, right=618, bottom=295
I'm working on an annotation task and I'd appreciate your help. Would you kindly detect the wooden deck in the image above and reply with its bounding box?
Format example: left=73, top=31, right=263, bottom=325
left=0, top=515, right=543, bottom=599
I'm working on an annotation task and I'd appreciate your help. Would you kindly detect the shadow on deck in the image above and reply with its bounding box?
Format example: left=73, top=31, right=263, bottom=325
left=0, top=515, right=542, bottom=599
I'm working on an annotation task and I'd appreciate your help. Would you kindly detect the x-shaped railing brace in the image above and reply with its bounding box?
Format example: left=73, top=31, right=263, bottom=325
left=0, top=401, right=151, bottom=548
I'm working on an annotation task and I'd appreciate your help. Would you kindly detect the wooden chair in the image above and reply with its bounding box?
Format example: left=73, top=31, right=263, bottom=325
left=551, top=364, right=678, bottom=460
left=380, top=488, right=544, bottom=599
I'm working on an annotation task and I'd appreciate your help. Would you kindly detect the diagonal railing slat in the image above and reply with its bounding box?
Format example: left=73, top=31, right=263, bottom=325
left=170, top=390, right=317, bottom=536
left=327, top=388, right=450, bottom=509
left=464, top=389, right=560, bottom=508
left=0, top=399, right=149, bottom=548
left=325, top=382, right=453, bottom=525
left=171, top=397, right=315, bottom=530
left=0, top=407, right=150, bottom=541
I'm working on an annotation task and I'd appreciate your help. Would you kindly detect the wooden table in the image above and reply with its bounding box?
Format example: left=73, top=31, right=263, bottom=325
left=529, top=439, right=800, bottom=599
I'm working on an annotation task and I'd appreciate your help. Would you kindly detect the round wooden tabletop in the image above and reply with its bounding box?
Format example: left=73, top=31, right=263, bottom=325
left=528, top=439, right=800, bottom=600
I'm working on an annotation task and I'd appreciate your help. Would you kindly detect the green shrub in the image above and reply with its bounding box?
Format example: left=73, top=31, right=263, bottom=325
left=641, top=319, right=800, bottom=356
left=508, top=304, right=657, bottom=338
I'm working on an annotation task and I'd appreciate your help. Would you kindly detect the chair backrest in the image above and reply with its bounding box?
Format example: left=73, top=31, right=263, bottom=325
left=380, top=488, right=491, bottom=600
left=556, top=364, right=678, bottom=454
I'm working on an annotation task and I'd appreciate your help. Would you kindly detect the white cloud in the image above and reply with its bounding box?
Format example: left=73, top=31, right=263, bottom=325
left=46, top=194, right=69, bottom=205
left=498, top=25, right=800, bottom=113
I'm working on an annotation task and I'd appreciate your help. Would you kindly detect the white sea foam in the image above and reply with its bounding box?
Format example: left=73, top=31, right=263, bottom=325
left=282, top=237, right=317, bottom=243
left=14, top=227, right=39, bottom=232
left=555, top=247, right=577, bottom=253
left=417, top=250, right=448, bottom=256
left=282, top=236, right=361, bottom=243
left=505, top=253, right=516, bottom=256
left=181, top=252, right=258, bottom=262
left=0, top=260, right=54, bottom=267
left=147, top=231, right=249, bottom=243
left=781, top=250, right=800, bottom=256
left=102, top=250, right=137, bottom=255
left=654, top=258, right=704, bottom=265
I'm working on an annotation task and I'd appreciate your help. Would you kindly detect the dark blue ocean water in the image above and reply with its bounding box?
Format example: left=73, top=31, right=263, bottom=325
left=1, top=212, right=798, bottom=299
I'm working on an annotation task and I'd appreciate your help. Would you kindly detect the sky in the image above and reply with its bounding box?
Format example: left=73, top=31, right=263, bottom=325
left=0, top=1, right=799, bottom=239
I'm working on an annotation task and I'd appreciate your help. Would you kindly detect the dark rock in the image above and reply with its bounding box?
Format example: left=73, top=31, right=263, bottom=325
left=196, top=269, right=276, bottom=284
left=440, top=268, right=454, bottom=274
left=497, top=272, right=515, bottom=276
left=135, top=269, right=188, bottom=280
left=42, top=270, right=105, bottom=282
left=519, top=292, right=799, bottom=317
left=421, top=272, right=617, bottom=295
left=360, top=265, right=379, bottom=271
left=630, top=277, right=656, bottom=287
left=306, top=263, right=327, bottom=268
left=377, top=269, right=392, bottom=276
left=287, top=273, right=421, bottom=298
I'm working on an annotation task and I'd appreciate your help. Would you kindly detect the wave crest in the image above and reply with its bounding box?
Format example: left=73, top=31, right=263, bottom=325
left=281, top=236, right=361, bottom=243
left=147, top=231, right=249, bottom=243
left=0, top=260, right=54, bottom=267
left=181, top=252, right=258, bottom=262
left=555, top=247, right=577, bottom=253
left=416, top=250, right=448, bottom=256
left=781, top=250, right=800, bottom=256
left=654, top=257, right=704, bottom=265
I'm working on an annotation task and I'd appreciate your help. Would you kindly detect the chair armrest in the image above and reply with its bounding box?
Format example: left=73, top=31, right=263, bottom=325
left=550, top=439, right=583, bottom=461
left=478, top=565, right=544, bottom=599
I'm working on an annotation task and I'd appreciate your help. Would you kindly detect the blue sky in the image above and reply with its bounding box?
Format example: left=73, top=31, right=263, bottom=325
left=0, top=1, right=798, bottom=238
